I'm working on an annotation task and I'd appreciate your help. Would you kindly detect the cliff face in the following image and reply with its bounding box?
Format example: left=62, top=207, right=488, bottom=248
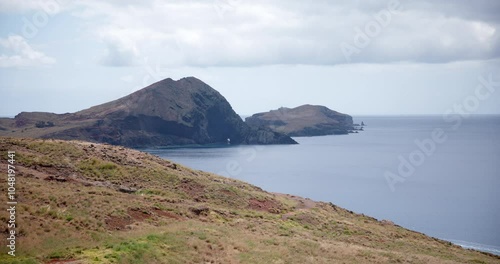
left=246, top=105, right=354, bottom=137
left=0, top=77, right=296, bottom=147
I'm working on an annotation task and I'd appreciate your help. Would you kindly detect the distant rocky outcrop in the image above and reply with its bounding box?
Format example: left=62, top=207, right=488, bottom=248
left=246, top=105, right=355, bottom=137
left=0, top=77, right=297, bottom=147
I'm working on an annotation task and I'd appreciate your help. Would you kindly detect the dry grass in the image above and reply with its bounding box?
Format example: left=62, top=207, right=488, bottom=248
left=0, top=137, right=498, bottom=264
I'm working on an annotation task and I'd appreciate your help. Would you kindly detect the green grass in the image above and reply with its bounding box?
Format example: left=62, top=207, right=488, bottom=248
left=0, top=258, right=38, bottom=264
left=81, top=232, right=190, bottom=264
left=27, top=141, right=84, bottom=157
left=78, top=158, right=122, bottom=180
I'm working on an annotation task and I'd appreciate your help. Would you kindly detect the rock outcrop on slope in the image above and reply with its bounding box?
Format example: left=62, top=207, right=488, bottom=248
left=0, top=77, right=297, bottom=147
left=246, top=104, right=355, bottom=137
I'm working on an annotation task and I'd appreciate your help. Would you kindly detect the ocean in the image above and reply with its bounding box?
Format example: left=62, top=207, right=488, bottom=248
left=142, top=115, right=500, bottom=255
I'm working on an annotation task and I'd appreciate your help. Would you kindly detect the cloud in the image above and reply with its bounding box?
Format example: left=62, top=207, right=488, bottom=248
left=0, top=0, right=67, bottom=14
left=99, top=40, right=139, bottom=67
left=120, top=74, right=134, bottom=82
left=69, top=0, right=500, bottom=67
left=0, top=35, right=56, bottom=68
left=407, top=0, right=500, bottom=24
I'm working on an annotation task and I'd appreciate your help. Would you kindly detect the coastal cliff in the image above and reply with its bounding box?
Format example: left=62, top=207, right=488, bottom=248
left=246, top=105, right=355, bottom=137
left=0, top=77, right=296, bottom=147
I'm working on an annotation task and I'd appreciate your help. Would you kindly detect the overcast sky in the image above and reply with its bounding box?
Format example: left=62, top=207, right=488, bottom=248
left=1, top=0, right=499, bottom=116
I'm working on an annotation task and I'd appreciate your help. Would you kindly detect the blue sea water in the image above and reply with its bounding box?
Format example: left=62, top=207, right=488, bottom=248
left=143, top=115, right=500, bottom=255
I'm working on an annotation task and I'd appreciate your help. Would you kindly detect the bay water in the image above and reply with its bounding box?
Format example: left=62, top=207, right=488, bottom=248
left=143, top=116, right=500, bottom=255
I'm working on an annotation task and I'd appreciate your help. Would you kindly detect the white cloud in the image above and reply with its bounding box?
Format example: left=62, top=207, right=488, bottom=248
left=29, top=0, right=499, bottom=67
left=0, top=35, right=56, bottom=68
left=120, top=74, right=134, bottom=82
left=0, top=0, right=67, bottom=14
left=99, top=38, right=139, bottom=67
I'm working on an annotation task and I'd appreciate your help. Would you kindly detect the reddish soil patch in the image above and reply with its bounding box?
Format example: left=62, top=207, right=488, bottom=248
left=105, top=215, right=133, bottom=230
left=46, top=259, right=82, bottom=264
left=105, top=208, right=150, bottom=230
left=128, top=208, right=151, bottom=221
left=248, top=198, right=281, bottom=214
left=153, top=209, right=183, bottom=220
left=179, top=178, right=205, bottom=198
left=105, top=208, right=183, bottom=230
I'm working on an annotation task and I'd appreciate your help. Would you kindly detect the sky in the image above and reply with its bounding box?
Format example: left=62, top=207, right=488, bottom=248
left=0, top=0, right=500, bottom=117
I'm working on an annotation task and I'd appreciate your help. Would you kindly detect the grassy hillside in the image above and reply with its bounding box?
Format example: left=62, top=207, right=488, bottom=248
left=0, top=137, right=498, bottom=263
